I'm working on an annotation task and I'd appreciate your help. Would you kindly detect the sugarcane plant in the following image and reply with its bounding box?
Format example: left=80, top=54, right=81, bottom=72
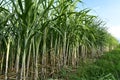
left=0, top=0, right=119, bottom=80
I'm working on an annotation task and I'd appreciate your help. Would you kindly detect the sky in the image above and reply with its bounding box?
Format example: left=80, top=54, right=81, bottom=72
left=77, top=0, right=120, bottom=41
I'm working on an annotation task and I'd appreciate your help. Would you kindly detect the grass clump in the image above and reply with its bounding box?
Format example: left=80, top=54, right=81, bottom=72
left=60, top=48, right=120, bottom=80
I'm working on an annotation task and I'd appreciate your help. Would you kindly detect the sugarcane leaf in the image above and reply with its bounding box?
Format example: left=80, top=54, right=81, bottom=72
left=18, top=0, right=24, bottom=13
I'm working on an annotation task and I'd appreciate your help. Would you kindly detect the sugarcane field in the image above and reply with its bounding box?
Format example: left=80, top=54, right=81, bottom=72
left=0, top=0, right=120, bottom=80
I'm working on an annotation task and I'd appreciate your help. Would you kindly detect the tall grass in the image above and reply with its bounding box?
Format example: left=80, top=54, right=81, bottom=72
left=63, top=48, right=120, bottom=80
left=0, top=0, right=119, bottom=80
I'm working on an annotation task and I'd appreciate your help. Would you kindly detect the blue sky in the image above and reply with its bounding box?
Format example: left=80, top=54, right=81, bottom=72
left=77, top=0, right=120, bottom=41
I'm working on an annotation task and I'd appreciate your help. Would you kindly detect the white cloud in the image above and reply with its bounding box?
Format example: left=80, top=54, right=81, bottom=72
left=108, top=26, right=120, bottom=41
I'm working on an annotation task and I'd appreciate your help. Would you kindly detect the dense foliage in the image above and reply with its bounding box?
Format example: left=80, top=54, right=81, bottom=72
left=62, top=48, right=120, bottom=80
left=0, top=0, right=119, bottom=80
